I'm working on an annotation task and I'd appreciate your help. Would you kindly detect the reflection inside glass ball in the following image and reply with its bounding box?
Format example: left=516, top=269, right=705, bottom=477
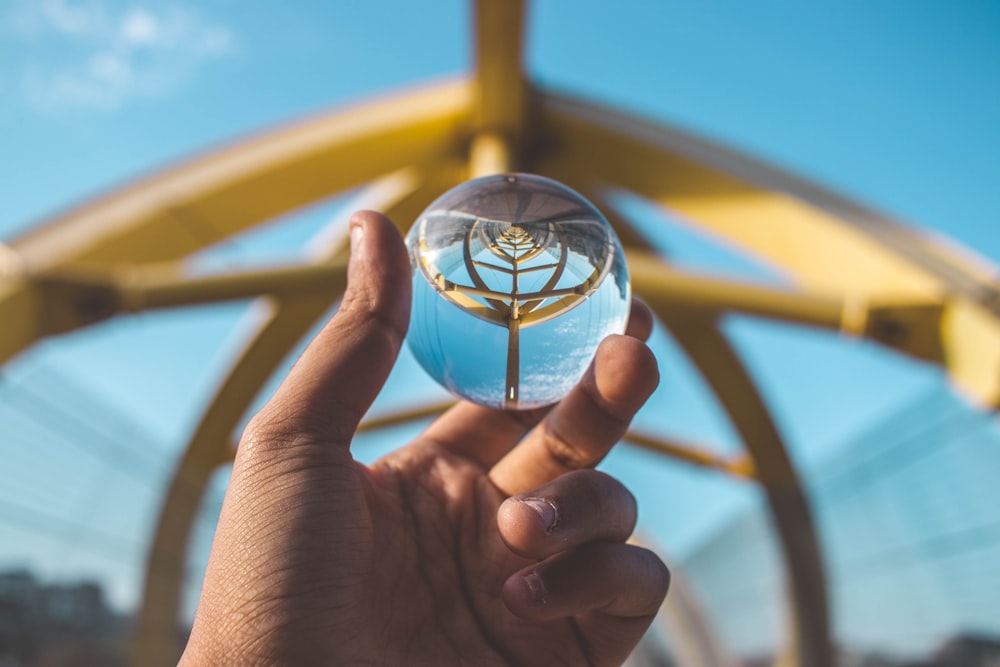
left=405, top=173, right=630, bottom=410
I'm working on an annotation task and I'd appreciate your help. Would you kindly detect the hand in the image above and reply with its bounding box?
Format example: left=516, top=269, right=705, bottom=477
left=181, top=211, right=669, bottom=666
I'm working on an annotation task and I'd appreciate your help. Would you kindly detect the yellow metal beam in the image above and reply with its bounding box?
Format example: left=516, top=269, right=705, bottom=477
left=0, top=278, right=45, bottom=360
left=469, top=131, right=515, bottom=177
left=538, top=90, right=1000, bottom=301
left=941, top=300, right=1000, bottom=405
left=663, top=312, right=831, bottom=667
left=0, top=236, right=955, bottom=388
left=629, top=251, right=848, bottom=331
left=0, top=85, right=470, bottom=365
left=474, top=0, right=529, bottom=141
left=9, top=81, right=472, bottom=271
left=0, top=257, right=346, bottom=364
left=118, top=261, right=346, bottom=311
left=630, top=249, right=949, bottom=367
left=624, top=431, right=756, bottom=480
left=358, top=400, right=458, bottom=434
left=470, top=0, right=532, bottom=177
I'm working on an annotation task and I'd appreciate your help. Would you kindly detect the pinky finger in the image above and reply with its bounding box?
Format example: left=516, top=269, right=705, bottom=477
left=502, top=543, right=670, bottom=665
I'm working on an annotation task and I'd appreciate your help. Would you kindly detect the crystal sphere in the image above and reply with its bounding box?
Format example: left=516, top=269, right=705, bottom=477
left=405, top=173, right=630, bottom=410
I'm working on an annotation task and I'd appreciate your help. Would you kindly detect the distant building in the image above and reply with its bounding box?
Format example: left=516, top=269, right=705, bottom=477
left=934, top=634, right=1000, bottom=667
left=0, top=569, right=126, bottom=667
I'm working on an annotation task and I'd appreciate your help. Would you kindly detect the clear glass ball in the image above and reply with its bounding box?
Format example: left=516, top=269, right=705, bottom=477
left=405, top=173, right=630, bottom=410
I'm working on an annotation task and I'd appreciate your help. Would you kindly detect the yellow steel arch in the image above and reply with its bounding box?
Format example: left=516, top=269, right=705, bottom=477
left=2, top=2, right=999, bottom=667
left=661, top=312, right=830, bottom=667
left=9, top=83, right=471, bottom=270
left=0, top=80, right=472, bottom=363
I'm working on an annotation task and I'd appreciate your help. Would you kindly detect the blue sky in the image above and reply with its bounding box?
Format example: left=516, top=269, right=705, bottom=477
left=2, top=0, right=1000, bottom=655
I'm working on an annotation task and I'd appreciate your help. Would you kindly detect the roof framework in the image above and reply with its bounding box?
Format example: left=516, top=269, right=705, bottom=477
left=2, top=2, right=999, bottom=665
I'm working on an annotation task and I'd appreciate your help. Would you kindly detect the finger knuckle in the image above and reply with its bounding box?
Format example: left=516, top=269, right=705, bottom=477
left=570, top=469, right=612, bottom=513
left=244, top=405, right=298, bottom=445
left=642, top=549, right=672, bottom=603
left=240, top=406, right=329, bottom=462
left=542, top=427, right=600, bottom=471
left=567, top=470, right=637, bottom=534
left=340, top=291, right=408, bottom=352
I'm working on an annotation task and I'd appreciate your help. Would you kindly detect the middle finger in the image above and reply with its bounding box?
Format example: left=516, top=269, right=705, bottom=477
left=416, top=298, right=655, bottom=470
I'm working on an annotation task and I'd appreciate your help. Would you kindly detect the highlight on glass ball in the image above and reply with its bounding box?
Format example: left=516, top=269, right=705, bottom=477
left=405, top=173, right=631, bottom=410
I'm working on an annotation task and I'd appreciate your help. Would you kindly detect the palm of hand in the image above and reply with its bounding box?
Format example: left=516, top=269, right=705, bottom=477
left=353, top=446, right=587, bottom=667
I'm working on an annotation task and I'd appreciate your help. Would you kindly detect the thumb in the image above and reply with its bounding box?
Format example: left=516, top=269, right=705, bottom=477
left=251, top=210, right=411, bottom=448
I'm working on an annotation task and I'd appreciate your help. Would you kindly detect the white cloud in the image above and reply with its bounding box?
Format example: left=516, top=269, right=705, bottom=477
left=120, top=9, right=159, bottom=46
left=4, top=0, right=236, bottom=112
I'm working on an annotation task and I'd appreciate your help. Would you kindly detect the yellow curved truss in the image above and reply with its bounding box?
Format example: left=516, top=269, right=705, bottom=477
left=2, top=2, right=999, bottom=666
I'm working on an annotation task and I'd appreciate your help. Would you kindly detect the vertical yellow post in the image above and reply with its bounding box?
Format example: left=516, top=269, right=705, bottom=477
left=474, top=0, right=529, bottom=145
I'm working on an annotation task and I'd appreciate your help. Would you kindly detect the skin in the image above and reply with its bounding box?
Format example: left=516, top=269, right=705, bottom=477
left=181, top=211, right=670, bottom=666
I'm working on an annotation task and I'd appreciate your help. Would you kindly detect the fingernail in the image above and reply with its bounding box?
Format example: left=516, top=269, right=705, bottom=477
left=350, top=224, right=364, bottom=253
left=520, top=497, right=558, bottom=533
left=523, top=570, right=547, bottom=605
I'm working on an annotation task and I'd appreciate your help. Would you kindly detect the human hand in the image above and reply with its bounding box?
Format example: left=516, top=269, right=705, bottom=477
left=180, top=211, right=669, bottom=666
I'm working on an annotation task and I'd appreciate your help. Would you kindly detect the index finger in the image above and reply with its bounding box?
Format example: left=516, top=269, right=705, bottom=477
left=489, top=334, right=659, bottom=495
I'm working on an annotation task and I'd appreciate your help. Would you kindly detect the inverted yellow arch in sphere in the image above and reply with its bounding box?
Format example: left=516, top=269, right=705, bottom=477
left=1, top=2, right=998, bottom=666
